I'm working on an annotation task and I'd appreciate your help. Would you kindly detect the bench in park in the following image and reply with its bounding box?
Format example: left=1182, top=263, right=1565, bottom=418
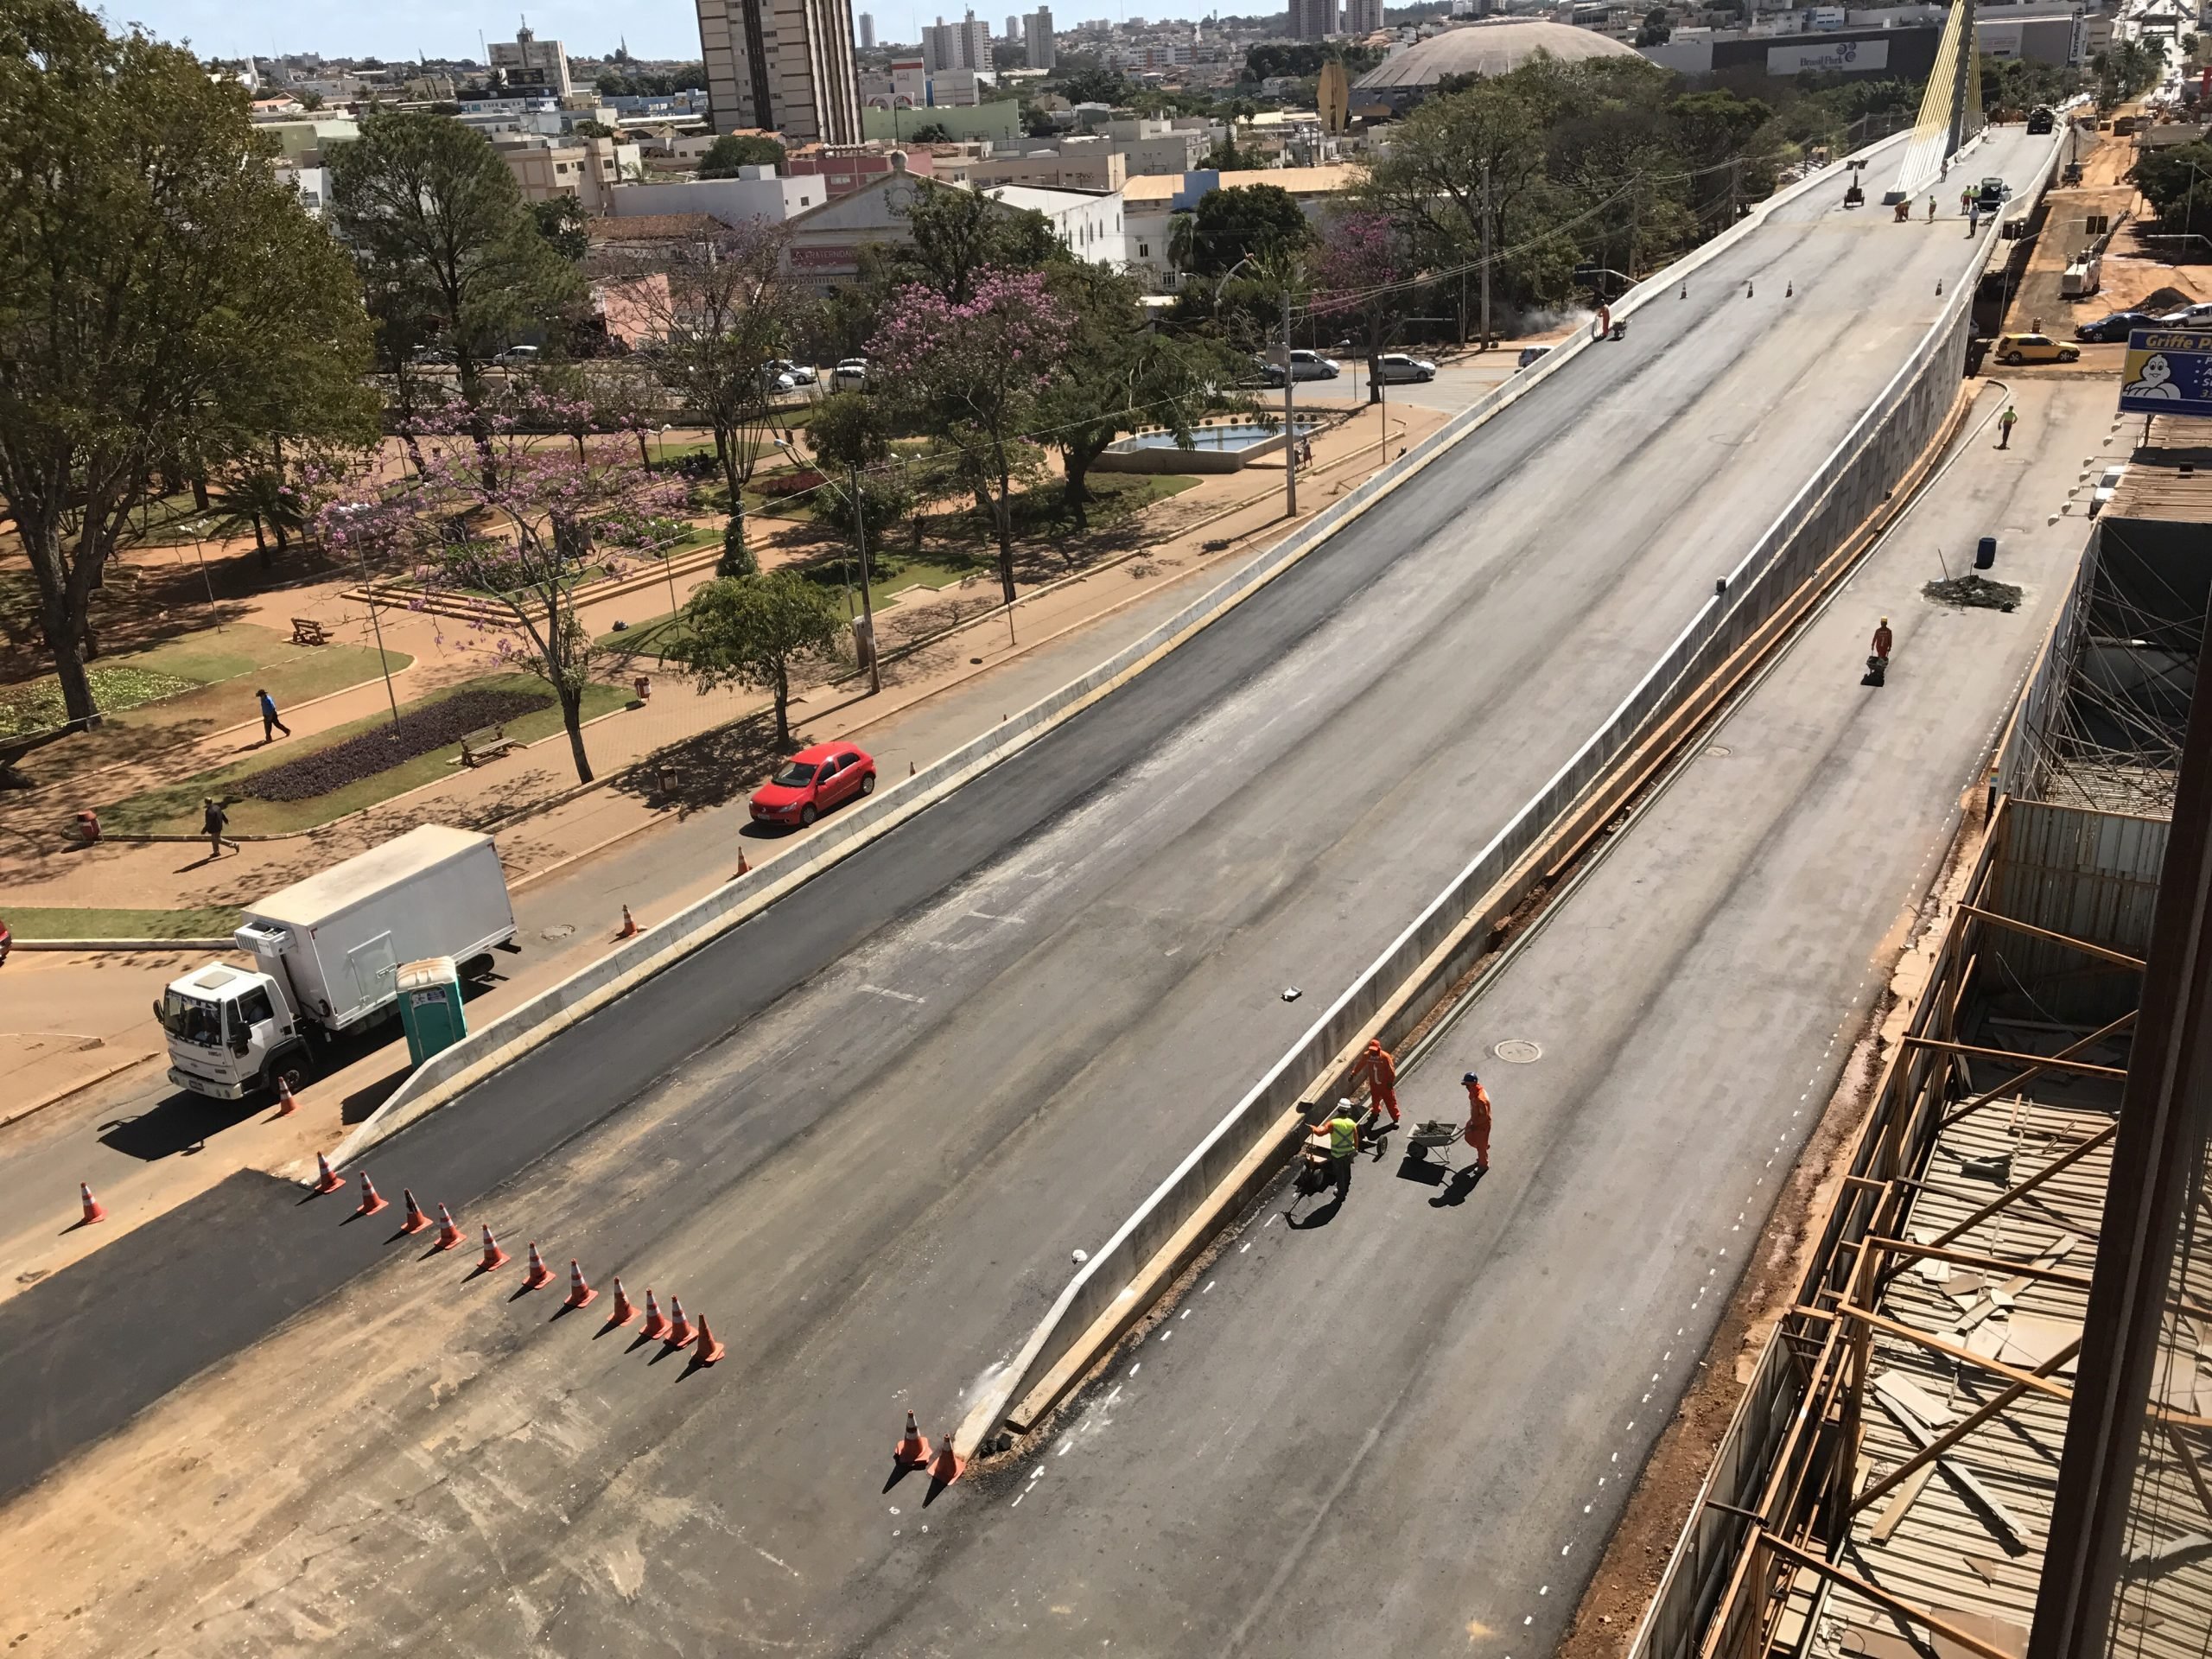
left=290, top=617, right=331, bottom=646
left=459, top=726, right=518, bottom=767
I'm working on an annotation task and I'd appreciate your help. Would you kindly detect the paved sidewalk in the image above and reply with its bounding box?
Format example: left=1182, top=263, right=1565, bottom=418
left=0, top=397, right=1447, bottom=1301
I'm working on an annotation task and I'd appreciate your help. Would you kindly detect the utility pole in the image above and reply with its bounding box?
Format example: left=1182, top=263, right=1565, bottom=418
left=1281, top=293, right=1298, bottom=518
left=1726, top=156, right=1739, bottom=226
left=1479, top=160, right=1493, bottom=350
left=850, top=465, right=880, bottom=695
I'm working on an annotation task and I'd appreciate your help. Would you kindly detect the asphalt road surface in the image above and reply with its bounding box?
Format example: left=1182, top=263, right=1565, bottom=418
left=846, top=377, right=2111, bottom=1657
left=0, top=131, right=2060, bottom=1656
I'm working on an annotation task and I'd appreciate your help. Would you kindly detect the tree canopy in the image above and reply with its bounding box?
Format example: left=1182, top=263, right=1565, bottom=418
left=1185, top=183, right=1313, bottom=276
left=699, top=132, right=787, bottom=176
left=0, top=0, right=376, bottom=721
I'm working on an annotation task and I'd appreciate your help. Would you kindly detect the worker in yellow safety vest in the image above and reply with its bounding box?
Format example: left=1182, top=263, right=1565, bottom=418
left=1319, top=1098, right=1363, bottom=1204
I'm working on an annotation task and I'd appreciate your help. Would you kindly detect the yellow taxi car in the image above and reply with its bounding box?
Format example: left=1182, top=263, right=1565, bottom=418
left=1993, top=333, right=2081, bottom=366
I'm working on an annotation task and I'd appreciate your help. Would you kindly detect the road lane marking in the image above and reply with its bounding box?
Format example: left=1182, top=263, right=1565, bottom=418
left=860, top=983, right=926, bottom=1004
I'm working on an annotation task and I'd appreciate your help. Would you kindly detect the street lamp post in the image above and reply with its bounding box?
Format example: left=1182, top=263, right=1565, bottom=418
left=335, top=503, right=404, bottom=733
left=185, top=520, right=221, bottom=627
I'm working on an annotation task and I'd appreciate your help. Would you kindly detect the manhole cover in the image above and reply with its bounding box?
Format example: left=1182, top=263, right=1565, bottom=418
left=540, top=924, right=576, bottom=942
left=1707, top=745, right=1732, bottom=758
left=1492, top=1039, right=1543, bottom=1065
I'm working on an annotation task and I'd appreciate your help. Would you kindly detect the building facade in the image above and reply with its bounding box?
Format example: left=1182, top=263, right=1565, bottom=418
left=488, top=26, right=573, bottom=97
left=1287, top=0, right=1338, bottom=39
left=858, top=10, right=876, bottom=46
left=921, top=10, right=994, bottom=69
left=696, top=0, right=864, bottom=145
left=1341, top=0, right=1386, bottom=34
left=1024, top=6, right=1057, bottom=69
left=497, top=135, right=644, bottom=214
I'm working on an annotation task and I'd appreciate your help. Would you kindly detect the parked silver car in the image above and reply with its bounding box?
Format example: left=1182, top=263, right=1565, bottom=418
left=1258, top=349, right=1341, bottom=384
left=830, top=358, right=870, bottom=391
left=1373, top=352, right=1438, bottom=384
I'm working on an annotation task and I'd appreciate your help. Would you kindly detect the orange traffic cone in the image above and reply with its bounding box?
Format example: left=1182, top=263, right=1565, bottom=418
left=691, top=1314, right=726, bottom=1364
left=605, top=1277, right=637, bottom=1327
left=274, top=1076, right=298, bottom=1116
left=909, top=760, right=916, bottom=776
left=522, top=1242, right=554, bottom=1290
left=563, top=1259, right=597, bottom=1309
left=477, top=1226, right=510, bottom=1271
left=617, top=905, right=638, bottom=938
left=929, top=1432, right=963, bottom=1485
left=893, top=1412, right=931, bottom=1466
left=398, top=1188, right=430, bottom=1235
left=737, top=850, right=749, bottom=876
left=639, top=1288, right=670, bottom=1340
left=663, top=1295, right=696, bottom=1348
left=433, top=1204, right=466, bottom=1251
left=311, top=1152, right=346, bottom=1195
left=78, top=1183, right=106, bottom=1225
left=354, top=1173, right=389, bottom=1217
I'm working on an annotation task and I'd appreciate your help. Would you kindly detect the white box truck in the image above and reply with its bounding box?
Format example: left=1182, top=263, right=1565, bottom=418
left=159, top=825, right=515, bottom=1101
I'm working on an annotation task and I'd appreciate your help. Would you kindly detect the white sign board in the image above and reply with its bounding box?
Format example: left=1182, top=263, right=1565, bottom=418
left=1767, top=36, right=1889, bottom=73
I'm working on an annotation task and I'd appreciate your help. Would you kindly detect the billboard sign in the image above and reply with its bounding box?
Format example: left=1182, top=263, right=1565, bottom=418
left=2120, top=329, right=2212, bottom=419
left=1767, top=36, right=1887, bottom=74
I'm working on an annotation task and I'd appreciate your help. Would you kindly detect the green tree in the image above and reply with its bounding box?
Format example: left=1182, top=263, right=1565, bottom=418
left=2136, top=141, right=2212, bottom=239
left=666, top=572, right=846, bottom=749
left=1186, top=182, right=1313, bottom=276
left=892, top=182, right=1063, bottom=300
left=1036, top=263, right=1244, bottom=524
left=1636, top=5, right=1671, bottom=45
left=800, top=392, right=912, bottom=556
left=327, top=110, right=581, bottom=471
left=530, top=194, right=590, bottom=260
left=0, top=0, right=376, bottom=721
left=698, top=131, right=787, bottom=176
left=627, top=219, right=811, bottom=574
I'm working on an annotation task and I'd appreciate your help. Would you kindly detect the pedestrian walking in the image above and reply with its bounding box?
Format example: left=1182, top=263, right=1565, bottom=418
left=1321, top=1098, right=1362, bottom=1204
left=257, top=687, right=292, bottom=743
left=1461, top=1073, right=1492, bottom=1173
left=202, top=797, right=233, bottom=859
left=1960, top=187, right=1973, bottom=215
left=1967, top=205, right=1980, bottom=234
left=1998, top=404, right=2018, bottom=449
left=1927, top=197, right=1937, bottom=222
left=1351, top=1039, right=1401, bottom=1127
left=1872, top=617, right=1893, bottom=664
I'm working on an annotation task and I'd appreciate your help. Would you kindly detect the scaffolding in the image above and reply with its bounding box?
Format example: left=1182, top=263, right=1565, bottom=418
left=1628, top=797, right=2212, bottom=1659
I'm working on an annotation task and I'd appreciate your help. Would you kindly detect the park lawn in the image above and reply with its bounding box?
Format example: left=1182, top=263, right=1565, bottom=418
left=103, top=625, right=413, bottom=734
left=95, top=671, right=629, bottom=836
left=6, top=905, right=240, bottom=941
left=0, top=620, right=410, bottom=742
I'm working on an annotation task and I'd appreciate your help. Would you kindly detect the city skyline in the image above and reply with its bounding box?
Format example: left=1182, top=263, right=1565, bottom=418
left=113, top=0, right=1269, bottom=66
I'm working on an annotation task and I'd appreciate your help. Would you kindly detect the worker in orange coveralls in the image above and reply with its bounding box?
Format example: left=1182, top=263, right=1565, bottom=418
left=1351, top=1038, right=1401, bottom=1126
left=1462, top=1073, right=1493, bottom=1173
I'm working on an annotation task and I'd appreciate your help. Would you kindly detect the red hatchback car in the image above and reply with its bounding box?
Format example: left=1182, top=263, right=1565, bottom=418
left=749, top=742, right=877, bottom=829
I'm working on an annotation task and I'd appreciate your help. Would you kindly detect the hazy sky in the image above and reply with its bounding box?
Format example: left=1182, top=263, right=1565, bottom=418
left=106, top=0, right=1226, bottom=65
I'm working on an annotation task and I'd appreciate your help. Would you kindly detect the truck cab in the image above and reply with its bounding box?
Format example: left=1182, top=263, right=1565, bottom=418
left=159, top=962, right=312, bottom=1101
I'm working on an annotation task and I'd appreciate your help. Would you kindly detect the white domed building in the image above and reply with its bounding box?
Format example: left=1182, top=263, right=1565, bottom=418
left=1352, top=19, right=1646, bottom=115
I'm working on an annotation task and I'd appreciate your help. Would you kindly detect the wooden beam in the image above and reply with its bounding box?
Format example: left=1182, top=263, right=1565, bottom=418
left=1901, top=1034, right=2130, bottom=1079
left=1838, top=1301, right=2075, bottom=1402
left=2170, top=1423, right=2212, bottom=1524
left=1936, top=1013, right=2137, bottom=1131
left=1929, top=1122, right=2120, bottom=1249
left=1869, top=1236, right=2094, bottom=1292
left=1853, top=1338, right=2083, bottom=1515
left=1754, top=1531, right=2021, bottom=1659
left=1959, top=903, right=2147, bottom=969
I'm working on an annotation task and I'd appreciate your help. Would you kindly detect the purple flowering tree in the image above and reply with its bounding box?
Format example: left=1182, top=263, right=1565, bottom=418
left=316, top=395, right=688, bottom=784
left=867, top=268, right=1071, bottom=607
left=1311, top=211, right=1409, bottom=404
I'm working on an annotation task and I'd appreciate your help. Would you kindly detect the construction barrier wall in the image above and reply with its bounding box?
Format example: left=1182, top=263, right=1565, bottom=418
left=974, top=126, right=2068, bottom=1448
left=339, top=134, right=1910, bottom=1169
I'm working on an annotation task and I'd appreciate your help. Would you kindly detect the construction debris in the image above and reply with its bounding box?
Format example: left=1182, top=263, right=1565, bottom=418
left=1923, top=574, right=2023, bottom=612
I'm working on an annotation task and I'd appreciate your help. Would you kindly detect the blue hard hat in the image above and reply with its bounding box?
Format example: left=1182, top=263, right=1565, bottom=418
left=1462, top=1072, right=1478, bottom=1084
